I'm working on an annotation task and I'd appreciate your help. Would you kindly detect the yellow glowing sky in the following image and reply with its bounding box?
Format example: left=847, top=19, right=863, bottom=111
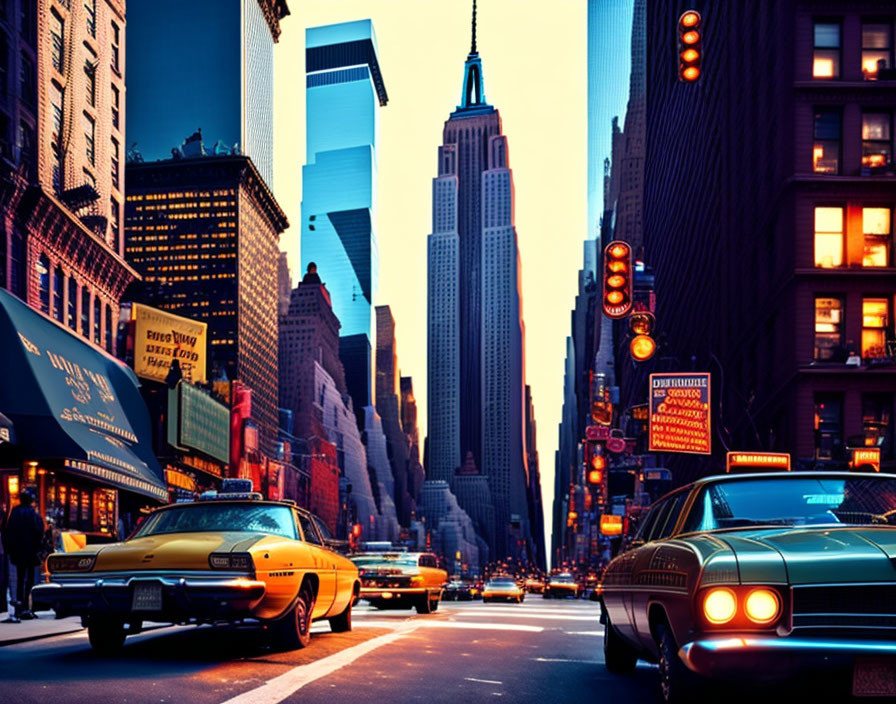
left=274, top=1, right=587, bottom=531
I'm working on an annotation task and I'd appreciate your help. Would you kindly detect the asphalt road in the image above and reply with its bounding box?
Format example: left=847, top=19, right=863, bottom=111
left=0, top=597, right=857, bottom=703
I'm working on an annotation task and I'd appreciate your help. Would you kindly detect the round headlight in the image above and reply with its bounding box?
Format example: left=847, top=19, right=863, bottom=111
left=703, top=587, right=737, bottom=624
left=745, top=588, right=780, bottom=624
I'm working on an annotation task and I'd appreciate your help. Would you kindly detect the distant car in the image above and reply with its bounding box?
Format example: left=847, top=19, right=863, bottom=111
left=482, top=577, right=525, bottom=603
left=442, top=579, right=474, bottom=601
left=600, top=471, right=896, bottom=703
left=33, top=487, right=360, bottom=655
left=543, top=572, right=580, bottom=599
left=524, top=577, right=545, bottom=594
left=351, top=551, right=446, bottom=614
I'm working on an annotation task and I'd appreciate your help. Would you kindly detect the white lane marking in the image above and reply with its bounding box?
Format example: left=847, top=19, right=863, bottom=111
left=465, top=677, right=503, bottom=685
left=419, top=621, right=543, bottom=633
left=454, top=611, right=598, bottom=622
left=534, top=657, right=601, bottom=665
left=219, top=626, right=417, bottom=704
left=565, top=630, right=605, bottom=636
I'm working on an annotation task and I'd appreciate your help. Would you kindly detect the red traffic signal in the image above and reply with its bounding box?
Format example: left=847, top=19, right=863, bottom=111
left=678, top=11, right=702, bottom=82
left=603, top=240, right=632, bottom=319
left=629, top=312, right=657, bottom=361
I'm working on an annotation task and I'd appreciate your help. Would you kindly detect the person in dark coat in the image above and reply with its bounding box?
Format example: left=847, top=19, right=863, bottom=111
left=2, top=492, right=44, bottom=621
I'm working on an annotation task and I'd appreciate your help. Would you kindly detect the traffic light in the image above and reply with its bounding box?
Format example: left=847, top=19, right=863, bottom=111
left=678, top=10, right=702, bottom=82
left=603, top=240, right=632, bottom=319
left=588, top=452, right=606, bottom=485
left=629, top=311, right=657, bottom=361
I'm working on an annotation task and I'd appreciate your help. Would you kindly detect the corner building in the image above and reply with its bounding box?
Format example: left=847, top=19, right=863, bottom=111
left=643, top=1, right=896, bottom=478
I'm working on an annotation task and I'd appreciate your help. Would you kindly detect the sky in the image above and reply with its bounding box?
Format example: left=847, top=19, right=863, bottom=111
left=273, top=0, right=632, bottom=553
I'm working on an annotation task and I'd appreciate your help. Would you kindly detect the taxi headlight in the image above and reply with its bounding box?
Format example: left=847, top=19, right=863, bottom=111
left=209, top=552, right=254, bottom=571
left=744, top=588, right=780, bottom=625
left=703, top=587, right=737, bottom=624
left=47, top=554, right=96, bottom=572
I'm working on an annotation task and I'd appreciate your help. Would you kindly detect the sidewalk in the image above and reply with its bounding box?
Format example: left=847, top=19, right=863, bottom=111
left=0, top=610, right=84, bottom=647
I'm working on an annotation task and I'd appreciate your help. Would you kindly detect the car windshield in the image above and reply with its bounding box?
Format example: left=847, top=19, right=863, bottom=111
left=683, top=476, right=896, bottom=531
left=489, top=579, right=516, bottom=586
left=135, top=503, right=297, bottom=539
left=351, top=554, right=419, bottom=568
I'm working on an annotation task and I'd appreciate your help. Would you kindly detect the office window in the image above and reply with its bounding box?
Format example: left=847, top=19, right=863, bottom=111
left=93, top=297, right=100, bottom=343
left=814, top=22, right=841, bottom=78
left=84, top=0, right=96, bottom=38
left=813, top=109, right=840, bottom=174
left=863, top=207, right=891, bottom=267
left=50, top=11, right=63, bottom=72
left=52, top=265, right=63, bottom=321
left=67, top=278, right=77, bottom=329
left=80, top=287, right=90, bottom=337
left=814, top=393, right=843, bottom=460
left=863, top=394, right=893, bottom=459
left=111, top=21, right=120, bottom=72
left=863, top=112, right=892, bottom=171
left=37, top=254, right=49, bottom=314
left=111, top=137, right=119, bottom=189
left=110, top=197, right=119, bottom=249
left=84, top=58, right=96, bottom=107
left=863, top=23, right=892, bottom=79
left=814, top=206, right=844, bottom=268
left=20, top=52, right=34, bottom=105
left=862, top=298, right=889, bottom=358
left=111, top=84, right=119, bottom=129
left=83, top=113, right=94, bottom=165
left=50, top=82, right=63, bottom=137
left=105, top=304, right=113, bottom=353
left=815, top=297, right=844, bottom=360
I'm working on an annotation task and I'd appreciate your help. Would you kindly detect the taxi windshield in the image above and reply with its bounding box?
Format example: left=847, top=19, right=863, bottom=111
left=683, top=476, right=896, bottom=531
left=135, top=503, right=297, bottom=539
left=552, top=574, right=575, bottom=582
left=351, top=554, right=419, bottom=568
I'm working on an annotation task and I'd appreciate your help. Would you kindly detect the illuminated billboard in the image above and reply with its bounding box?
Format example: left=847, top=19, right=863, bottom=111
left=132, top=303, right=207, bottom=384
left=648, top=373, right=711, bottom=455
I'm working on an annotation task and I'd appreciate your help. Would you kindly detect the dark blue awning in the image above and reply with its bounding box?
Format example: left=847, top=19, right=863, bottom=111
left=0, top=289, right=166, bottom=501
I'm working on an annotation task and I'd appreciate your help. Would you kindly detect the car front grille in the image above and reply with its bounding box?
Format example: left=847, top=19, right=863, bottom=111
left=792, top=584, right=896, bottom=632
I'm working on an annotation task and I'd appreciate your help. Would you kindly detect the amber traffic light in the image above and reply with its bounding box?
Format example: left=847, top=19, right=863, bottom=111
left=629, top=312, right=657, bottom=361
left=603, top=241, right=632, bottom=319
left=678, top=11, right=702, bottom=82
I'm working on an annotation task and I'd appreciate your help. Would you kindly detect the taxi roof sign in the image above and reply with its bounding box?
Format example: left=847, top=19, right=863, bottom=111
left=599, top=514, right=623, bottom=536
left=851, top=447, right=881, bottom=471
left=726, top=452, right=791, bottom=473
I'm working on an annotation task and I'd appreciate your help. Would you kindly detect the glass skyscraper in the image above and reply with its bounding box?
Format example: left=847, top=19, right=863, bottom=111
left=300, top=19, right=388, bottom=415
left=126, top=0, right=288, bottom=190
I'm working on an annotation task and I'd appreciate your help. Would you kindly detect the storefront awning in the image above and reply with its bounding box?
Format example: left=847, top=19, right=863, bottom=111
left=0, top=289, right=167, bottom=501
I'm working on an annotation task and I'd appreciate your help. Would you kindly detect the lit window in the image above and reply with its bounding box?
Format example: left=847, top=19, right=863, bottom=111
left=813, top=22, right=841, bottom=78
left=863, top=23, right=892, bottom=80
left=862, top=112, right=892, bottom=171
left=814, top=206, right=843, bottom=267
left=863, top=394, right=893, bottom=458
left=815, top=297, right=844, bottom=360
left=813, top=109, right=840, bottom=174
left=863, top=207, right=891, bottom=267
left=862, top=298, right=889, bottom=359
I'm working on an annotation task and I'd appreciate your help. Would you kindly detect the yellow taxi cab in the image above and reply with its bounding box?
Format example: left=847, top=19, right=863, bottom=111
left=350, top=551, right=447, bottom=614
left=482, top=576, right=525, bottom=603
left=32, top=480, right=360, bottom=654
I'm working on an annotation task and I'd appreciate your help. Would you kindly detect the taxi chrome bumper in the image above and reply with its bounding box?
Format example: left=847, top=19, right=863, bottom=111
left=31, top=571, right=266, bottom=620
left=680, top=635, right=896, bottom=679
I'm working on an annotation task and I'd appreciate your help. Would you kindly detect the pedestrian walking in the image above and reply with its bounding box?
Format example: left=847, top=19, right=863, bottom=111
left=1, top=492, right=44, bottom=622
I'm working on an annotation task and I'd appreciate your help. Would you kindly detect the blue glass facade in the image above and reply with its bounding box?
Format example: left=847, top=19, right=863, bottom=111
left=301, top=19, right=387, bottom=410
left=127, top=0, right=277, bottom=188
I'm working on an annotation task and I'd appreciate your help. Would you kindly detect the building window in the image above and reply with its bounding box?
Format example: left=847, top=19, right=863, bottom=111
left=110, top=197, right=119, bottom=249
left=813, top=109, right=840, bottom=174
left=863, top=207, right=891, bottom=267
left=50, top=11, right=63, bottom=72
left=111, top=84, right=119, bottom=129
left=862, top=298, right=890, bottom=359
left=814, top=296, right=844, bottom=360
left=814, top=206, right=844, bottom=268
left=67, top=277, right=77, bottom=329
left=37, top=254, right=49, bottom=314
left=111, top=21, right=120, bottom=73
left=111, top=137, right=119, bottom=189
left=105, top=303, right=113, bottom=353
left=813, top=21, right=841, bottom=78
left=52, top=265, right=63, bottom=321
left=863, top=112, right=892, bottom=172
left=81, top=287, right=90, bottom=337
left=20, top=52, right=34, bottom=105
left=0, top=33, right=8, bottom=97
left=93, top=297, right=101, bottom=343
left=84, top=0, right=96, bottom=38
left=814, top=393, right=843, bottom=460
left=863, top=394, right=893, bottom=459
left=50, top=82, right=63, bottom=138
left=863, top=23, right=892, bottom=79
left=83, top=113, right=95, bottom=165
left=84, top=58, right=96, bottom=107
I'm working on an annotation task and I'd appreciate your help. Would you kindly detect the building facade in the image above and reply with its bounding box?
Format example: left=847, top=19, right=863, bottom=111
left=125, top=0, right=288, bottom=190
left=124, top=154, right=287, bottom=457
left=300, top=19, right=388, bottom=420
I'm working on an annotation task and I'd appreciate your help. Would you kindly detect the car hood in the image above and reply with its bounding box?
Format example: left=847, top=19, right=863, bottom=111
left=90, top=532, right=269, bottom=572
left=716, top=527, right=896, bottom=585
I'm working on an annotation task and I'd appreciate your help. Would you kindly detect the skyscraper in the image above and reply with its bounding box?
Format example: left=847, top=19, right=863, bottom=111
left=428, top=4, right=536, bottom=561
left=300, top=19, right=388, bottom=420
left=126, top=0, right=289, bottom=190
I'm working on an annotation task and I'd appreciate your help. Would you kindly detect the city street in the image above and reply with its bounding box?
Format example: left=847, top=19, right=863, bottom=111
left=1, top=599, right=661, bottom=703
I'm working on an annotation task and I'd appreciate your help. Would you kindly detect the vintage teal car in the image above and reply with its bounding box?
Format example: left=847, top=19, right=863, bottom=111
left=600, top=471, right=896, bottom=703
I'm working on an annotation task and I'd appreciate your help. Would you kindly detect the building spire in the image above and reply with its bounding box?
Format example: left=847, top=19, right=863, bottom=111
left=471, top=0, right=477, bottom=54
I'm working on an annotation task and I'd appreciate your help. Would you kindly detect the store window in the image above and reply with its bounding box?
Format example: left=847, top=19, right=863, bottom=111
left=814, top=296, right=844, bottom=360
left=863, top=394, right=893, bottom=459
left=813, top=109, right=840, bottom=174
left=813, top=22, right=841, bottom=78
left=37, top=253, right=49, bottom=314
left=814, top=393, right=843, bottom=460
left=863, top=23, right=892, bottom=79
left=814, top=206, right=844, bottom=268
left=863, top=207, right=891, bottom=267
left=862, top=297, right=889, bottom=359
left=863, top=112, right=892, bottom=172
